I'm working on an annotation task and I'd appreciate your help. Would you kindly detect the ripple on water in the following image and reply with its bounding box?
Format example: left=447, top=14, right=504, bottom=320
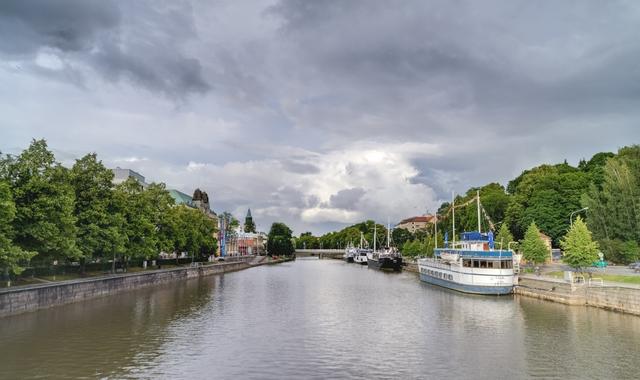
left=1, top=259, right=639, bottom=379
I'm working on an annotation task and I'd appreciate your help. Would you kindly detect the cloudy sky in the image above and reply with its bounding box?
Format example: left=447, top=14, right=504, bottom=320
left=1, top=0, right=638, bottom=234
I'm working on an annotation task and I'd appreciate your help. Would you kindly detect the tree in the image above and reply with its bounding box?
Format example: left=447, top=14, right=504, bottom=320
left=520, top=222, right=549, bottom=264
left=3, top=139, right=80, bottom=263
left=495, top=223, right=515, bottom=251
left=505, top=163, right=590, bottom=244
left=401, top=239, right=425, bottom=257
left=71, top=153, right=124, bottom=272
left=297, top=232, right=319, bottom=249
left=0, top=181, right=36, bottom=277
left=560, top=216, right=600, bottom=271
left=583, top=146, right=640, bottom=263
left=267, top=222, right=294, bottom=256
left=112, top=178, right=157, bottom=270
left=392, top=228, right=414, bottom=247
left=172, top=206, right=217, bottom=261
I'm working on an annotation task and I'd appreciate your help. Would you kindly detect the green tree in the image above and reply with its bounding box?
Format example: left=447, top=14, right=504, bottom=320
left=297, top=232, right=319, bottom=249
left=267, top=222, right=294, bottom=256
left=0, top=181, right=36, bottom=277
left=3, top=139, right=80, bottom=263
left=112, top=178, right=157, bottom=270
left=520, top=222, right=549, bottom=264
left=392, top=228, right=414, bottom=247
left=495, top=223, right=515, bottom=251
left=401, top=239, right=425, bottom=257
left=71, top=153, right=125, bottom=272
left=583, top=146, right=640, bottom=263
left=560, top=216, right=600, bottom=271
left=505, top=163, right=589, bottom=244
left=599, top=238, right=639, bottom=265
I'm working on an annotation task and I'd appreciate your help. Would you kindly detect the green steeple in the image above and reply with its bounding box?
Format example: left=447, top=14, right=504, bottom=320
left=244, top=208, right=256, bottom=233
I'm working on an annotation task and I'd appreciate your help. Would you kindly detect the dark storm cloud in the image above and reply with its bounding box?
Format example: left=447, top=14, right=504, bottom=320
left=0, top=0, right=120, bottom=54
left=0, top=0, right=209, bottom=97
left=270, top=0, right=640, bottom=137
left=329, top=188, right=366, bottom=210
left=3, top=0, right=640, bottom=234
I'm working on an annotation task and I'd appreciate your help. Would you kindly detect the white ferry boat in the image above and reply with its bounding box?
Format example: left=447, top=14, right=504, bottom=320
left=418, top=232, right=516, bottom=295
left=354, top=249, right=370, bottom=264
left=418, top=191, right=518, bottom=295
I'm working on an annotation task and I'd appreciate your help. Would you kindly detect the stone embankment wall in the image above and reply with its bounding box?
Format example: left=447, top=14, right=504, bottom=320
left=0, top=258, right=259, bottom=318
left=516, top=276, right=640, bottom=316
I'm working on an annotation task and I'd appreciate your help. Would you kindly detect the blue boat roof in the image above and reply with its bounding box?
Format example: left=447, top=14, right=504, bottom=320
left=460, top=231, right=489, bottom=241
left=435, top=248, right=513, bottom=258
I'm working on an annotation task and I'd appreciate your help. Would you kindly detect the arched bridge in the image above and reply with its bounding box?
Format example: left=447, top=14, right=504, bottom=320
left=294, top=249, right=343, bottom=259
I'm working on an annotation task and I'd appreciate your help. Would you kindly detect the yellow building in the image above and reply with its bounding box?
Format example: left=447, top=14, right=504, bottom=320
left=396, top=215, right=436, bottom=233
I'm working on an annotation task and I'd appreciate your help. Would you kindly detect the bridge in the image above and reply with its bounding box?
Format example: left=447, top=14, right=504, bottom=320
left=294, top=249, right=343, bottom=259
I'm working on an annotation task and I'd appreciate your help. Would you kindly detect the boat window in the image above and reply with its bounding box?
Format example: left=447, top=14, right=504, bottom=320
left=463, top=260, right=471, bottom=267
left=473, top=260, right=480, bottom=268
left=501, top=261, right=513, bottom=269
left=480, top=260, right=487, bottom=268
left=486, top=261, right=493, bottom=268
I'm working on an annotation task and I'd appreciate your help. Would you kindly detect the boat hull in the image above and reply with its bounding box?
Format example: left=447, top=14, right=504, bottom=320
left=367, top=257, right=402, bottom=271
left=419, top=273, right=513, bottom=295
left=344, top=257, right=354, bottom=263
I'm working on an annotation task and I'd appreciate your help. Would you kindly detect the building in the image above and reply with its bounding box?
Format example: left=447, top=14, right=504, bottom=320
left=112, top=167, right=148, bottom=188
left=396, top=215, right=437, bottom=233
left=225, top=231, right=266, bottom=256
left=168, top=189, right=194, bottom=207
left=244, top=208, right=256, bottom=232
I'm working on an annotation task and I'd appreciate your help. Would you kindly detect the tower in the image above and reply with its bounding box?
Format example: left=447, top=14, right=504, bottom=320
left=244, top=208, right=256, bottom=233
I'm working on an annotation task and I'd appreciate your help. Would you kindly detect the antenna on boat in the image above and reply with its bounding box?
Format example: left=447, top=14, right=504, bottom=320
left=452, top=191, right=456, bottom=246
left=477, top=189, right=481, bottom=234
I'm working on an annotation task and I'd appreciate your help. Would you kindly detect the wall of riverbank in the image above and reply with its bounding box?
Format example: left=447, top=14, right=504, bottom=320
left=516, top=276, right=640, bottom=316
left=0, top=256, right=280, bottom=318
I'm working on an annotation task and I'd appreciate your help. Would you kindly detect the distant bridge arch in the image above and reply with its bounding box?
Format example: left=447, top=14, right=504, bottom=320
left=294, top=249, right=343, bottom=259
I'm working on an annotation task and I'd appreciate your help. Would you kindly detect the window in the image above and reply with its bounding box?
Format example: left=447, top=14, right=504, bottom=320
left=463, top=260, right=471, bottom=267
left=480, top=261, right=487, bottom=268
left=501, top=261, right=513, bottom=269
left=473, top=260, right=480, bottom=268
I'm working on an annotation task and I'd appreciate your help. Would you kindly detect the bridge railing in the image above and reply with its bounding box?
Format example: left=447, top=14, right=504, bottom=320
left=294, top=249, right=343, bottom=253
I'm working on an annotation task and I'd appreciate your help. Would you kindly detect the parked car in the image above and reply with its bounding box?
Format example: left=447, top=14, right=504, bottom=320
left=628, top=261, right=640, bottom=270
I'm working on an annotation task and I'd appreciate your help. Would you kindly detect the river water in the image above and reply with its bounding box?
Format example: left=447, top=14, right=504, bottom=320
left=1, top=258, right=639, bottom=379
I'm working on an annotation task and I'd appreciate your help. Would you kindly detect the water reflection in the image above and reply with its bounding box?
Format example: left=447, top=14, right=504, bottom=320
left=0, top=259, right=638, bottom=379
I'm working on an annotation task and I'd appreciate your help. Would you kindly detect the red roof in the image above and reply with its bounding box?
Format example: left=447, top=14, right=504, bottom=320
left=398, top=215, right=436, bottom=225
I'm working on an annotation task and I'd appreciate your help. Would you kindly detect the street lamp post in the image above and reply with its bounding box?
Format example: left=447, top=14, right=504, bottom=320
left=570, top=207, right=589, bottom=226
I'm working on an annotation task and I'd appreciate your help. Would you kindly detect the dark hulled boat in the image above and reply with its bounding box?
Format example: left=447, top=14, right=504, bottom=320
left=367, top=251, right=402, bottom=271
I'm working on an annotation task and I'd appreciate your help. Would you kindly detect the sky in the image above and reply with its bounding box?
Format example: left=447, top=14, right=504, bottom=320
left=1, top=0, right=639, bottom=235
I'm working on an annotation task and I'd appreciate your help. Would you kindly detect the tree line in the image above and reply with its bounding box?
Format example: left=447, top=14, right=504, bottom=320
left=0, top=139, right=218, bottom=277
left=295, top=145, right=640, bottom=265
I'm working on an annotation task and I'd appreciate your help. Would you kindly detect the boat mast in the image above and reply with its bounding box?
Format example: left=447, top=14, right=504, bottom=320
left=477, top=189, right=481, bottom=233
left=387, top=218, right=391, bottom=248
left=452, top=191, right=456, bottom=246
left=360, top=232, right=364, bottom=249
left=434, top=213, right=438, bottom=249
left=373, top=223, right=377, bottom=252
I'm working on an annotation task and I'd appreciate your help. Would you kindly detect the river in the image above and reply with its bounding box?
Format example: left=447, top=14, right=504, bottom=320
left=1, top=258, right=639, bottom=379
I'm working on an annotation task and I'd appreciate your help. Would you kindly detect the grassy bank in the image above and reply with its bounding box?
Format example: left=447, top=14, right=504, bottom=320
left=547, top=271, right=640, bottom=285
